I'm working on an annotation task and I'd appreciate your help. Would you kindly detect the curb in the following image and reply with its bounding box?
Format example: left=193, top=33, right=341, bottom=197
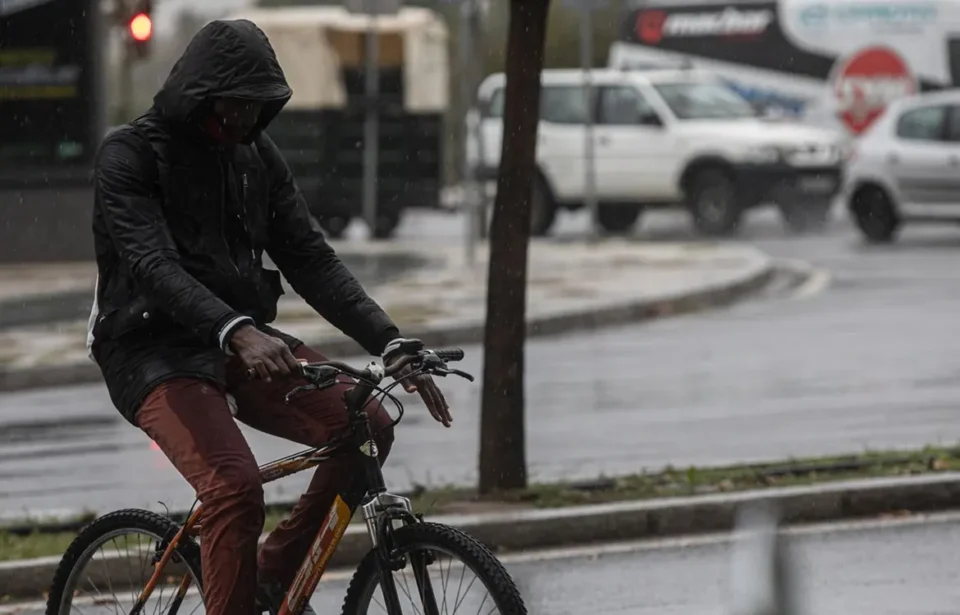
left=0, top=259, right=774, bottom=392
left=3, top=473, right=960, bottom=600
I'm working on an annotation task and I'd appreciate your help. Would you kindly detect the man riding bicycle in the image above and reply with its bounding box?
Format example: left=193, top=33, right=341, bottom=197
left=87, top=19, right=452, bottom=615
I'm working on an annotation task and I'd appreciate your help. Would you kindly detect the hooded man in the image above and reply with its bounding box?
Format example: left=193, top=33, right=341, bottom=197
left=88, top=19, right=452, bottom=615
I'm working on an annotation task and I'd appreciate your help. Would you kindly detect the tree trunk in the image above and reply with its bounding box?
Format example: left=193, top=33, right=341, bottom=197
left=478, top=0, right=551, bottom=494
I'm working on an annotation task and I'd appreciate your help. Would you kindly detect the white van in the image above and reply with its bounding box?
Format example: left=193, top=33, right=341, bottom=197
left=470, top=67, right=846, bottom=236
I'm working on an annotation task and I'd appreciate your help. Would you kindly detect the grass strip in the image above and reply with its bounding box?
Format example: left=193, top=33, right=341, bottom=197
left=2, top=444, right=958, bottom=562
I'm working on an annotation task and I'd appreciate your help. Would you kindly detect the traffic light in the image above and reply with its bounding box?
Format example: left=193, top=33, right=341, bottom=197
left=127, top=0, right=153, bottom=58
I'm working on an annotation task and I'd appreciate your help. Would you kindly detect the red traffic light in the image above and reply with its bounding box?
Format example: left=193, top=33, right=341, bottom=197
left=129, top=12, right=153, bottom=42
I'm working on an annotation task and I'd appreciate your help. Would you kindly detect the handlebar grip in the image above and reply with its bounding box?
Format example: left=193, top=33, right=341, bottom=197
left=434, top=348, right=465, bottom=362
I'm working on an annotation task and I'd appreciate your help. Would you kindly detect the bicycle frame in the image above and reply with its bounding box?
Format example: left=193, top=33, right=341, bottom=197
left=129, top=362, right=426, bottom=615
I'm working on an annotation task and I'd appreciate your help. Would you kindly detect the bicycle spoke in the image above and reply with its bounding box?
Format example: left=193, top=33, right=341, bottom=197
left=437, top=554, right=450, bottom=615
left=472, top=592, right=489, bottom=615
left=450, top=563, right=473, bottom=614
left=97, top=547, right=121, bottom=615
left=159, top=577, right=185, bottom=615
left=187, top=597, right=205, bottom=615
left=119, top=535, right=136, bottom=609
left=57, top=526, right=204, bottom=615
left=396, top=567, right=424, bottom=615
left=152, top=576, right=165, bottom=615
left=70, top=601, right=91, bottom=615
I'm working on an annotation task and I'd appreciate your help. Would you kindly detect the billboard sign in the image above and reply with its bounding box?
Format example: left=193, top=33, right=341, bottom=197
left=0, top=0, right=97, bottom=174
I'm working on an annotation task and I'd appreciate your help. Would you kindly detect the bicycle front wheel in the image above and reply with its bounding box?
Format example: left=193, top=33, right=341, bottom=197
left=341, top=522, right=526, bottom=615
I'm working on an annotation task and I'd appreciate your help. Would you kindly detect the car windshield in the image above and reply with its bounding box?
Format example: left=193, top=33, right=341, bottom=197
left=653, top=82, right=758, bottom=120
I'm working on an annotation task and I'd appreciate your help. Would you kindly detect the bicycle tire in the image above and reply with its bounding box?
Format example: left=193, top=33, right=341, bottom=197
left=44, top=508, right=203, bottom=615
left=340, top=522, right=526, bottom=615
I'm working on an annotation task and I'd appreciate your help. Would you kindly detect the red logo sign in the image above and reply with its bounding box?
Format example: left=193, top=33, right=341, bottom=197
left=635, top=8, right=773, bottom=44
left=832, top=47, right=916, bottom=135
left=637, top=10, right=667, bottom=44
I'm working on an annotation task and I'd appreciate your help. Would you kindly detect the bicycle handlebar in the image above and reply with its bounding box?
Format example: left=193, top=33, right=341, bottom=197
left=300, top=346, right=468, bottom=382
left=281, top=346, right=471, bottom=405
left=433, top=348, right=465, bottom=362
left=244, top=340, right=472, bottom=404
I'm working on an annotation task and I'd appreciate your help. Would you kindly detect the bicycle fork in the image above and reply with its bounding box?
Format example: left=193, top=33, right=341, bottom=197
left=272, top=490, right=440, bottom=615
left=362, top=494, right=442, bottom=615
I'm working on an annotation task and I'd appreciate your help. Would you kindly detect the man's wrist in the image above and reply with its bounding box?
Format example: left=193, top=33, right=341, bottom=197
left=219, top=316, right=255, bottom=354
left=381, top=336, right=406, bottom=361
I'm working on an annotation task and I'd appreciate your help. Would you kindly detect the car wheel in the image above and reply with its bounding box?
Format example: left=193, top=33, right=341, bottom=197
left=530, top=176, right=558, bottom=237
left=318, top=215, right=350, bottom=239
left=779, top=197, right=832, bottom=234
left=688, top=169, right=743, bottom=237
left=596, top=204, right=643, bottom=234
left=850, top=185, right=900, bottom=243
left=371, top=209, right=402, bottom=240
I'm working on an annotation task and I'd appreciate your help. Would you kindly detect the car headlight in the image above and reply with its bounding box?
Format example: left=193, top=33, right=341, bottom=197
left=742, top=145, right=783, bottom=164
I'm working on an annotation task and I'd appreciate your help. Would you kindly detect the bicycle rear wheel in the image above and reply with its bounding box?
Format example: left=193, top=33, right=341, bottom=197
left=341, top=522, right=526, bottom=615
left=45, top=509, right=205, bottom=615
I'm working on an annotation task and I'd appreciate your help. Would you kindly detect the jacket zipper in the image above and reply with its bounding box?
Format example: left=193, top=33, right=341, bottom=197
left=240, top=172, right=255, bottom=264
left=218, top=154, right=241, bottom=277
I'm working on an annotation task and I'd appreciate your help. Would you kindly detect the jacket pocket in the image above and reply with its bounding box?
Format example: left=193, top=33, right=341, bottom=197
left=256, top=268, right=285, bottom=323
left=98, top=296, right=158, bottom=340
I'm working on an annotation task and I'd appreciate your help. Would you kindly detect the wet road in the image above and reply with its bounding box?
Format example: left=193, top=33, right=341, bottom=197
left=308, top=512, right=960, bottom=614
left=3, top=209, right=960, bottom=520
left=9, top=512, right=960, bottom=614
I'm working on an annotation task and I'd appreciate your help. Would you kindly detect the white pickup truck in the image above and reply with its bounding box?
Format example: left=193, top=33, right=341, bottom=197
left=468, top=68, right=847, bottom=236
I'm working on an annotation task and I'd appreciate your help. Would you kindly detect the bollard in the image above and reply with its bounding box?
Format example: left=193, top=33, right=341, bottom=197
left=726, top=500, right=801, bottom=615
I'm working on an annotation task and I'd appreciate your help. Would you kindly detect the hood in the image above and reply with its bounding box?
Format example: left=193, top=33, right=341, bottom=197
left=153, top=19, right=292, bottom=138
left=673, top=118, right=844, bottom=147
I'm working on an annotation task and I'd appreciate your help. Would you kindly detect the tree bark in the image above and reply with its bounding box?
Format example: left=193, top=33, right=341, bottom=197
left=478, top=0, right=551, bottom=494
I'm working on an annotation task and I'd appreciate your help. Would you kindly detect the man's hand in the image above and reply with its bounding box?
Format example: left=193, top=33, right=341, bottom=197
left=386, top=353, right=452, bottom=428
left=229, top=324, right=301, bottom=382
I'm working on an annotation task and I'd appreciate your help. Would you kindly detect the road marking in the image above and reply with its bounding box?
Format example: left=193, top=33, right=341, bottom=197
left=793, top=266, right=832, bottom=300
left=773, top=258, right=832, bottom=301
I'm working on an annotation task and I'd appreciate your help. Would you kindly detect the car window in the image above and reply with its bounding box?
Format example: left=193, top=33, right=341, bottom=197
left=484, top=85, right=590, bottom=124
left=652, top=81, right=757, bottom=120
left=486, top=88, right=505, bottom=118
left=895, top=105, right=947, bottom=141
left=946, top=106, right=960, bottom=141
left=540, top=86, right=591, bottom=124
left=598, top=86, right=660, bottom=125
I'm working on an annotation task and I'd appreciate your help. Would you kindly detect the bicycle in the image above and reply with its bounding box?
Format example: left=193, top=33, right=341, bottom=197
left=44, top=340, right=527, bottom=615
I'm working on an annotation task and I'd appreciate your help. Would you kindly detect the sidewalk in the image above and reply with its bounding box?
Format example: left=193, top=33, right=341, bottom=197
left=0, top=239, right=772, bottom=390
left=0, top=263, right=97, bottom=304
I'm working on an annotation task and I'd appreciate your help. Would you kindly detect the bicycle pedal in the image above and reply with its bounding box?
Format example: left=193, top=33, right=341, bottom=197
left=255, top=584, right=281, bottom=615
left=256, top=583, right=317, bottom=615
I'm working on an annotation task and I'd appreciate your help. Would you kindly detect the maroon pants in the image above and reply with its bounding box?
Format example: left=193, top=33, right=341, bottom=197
left=137, top=345, right=394, bottom=615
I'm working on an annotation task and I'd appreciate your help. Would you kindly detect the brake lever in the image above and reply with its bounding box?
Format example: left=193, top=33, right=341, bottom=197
left=450, top=368, right=475, bottom=382
left=284, top=384, right=317, bottom=405
left=431, top=367, right=475, bottom=382
left=285, top=371, right=341, bottom=404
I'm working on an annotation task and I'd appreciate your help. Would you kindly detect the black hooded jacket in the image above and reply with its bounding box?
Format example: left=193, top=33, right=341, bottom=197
left=90, top=19, right=399, bottom=423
